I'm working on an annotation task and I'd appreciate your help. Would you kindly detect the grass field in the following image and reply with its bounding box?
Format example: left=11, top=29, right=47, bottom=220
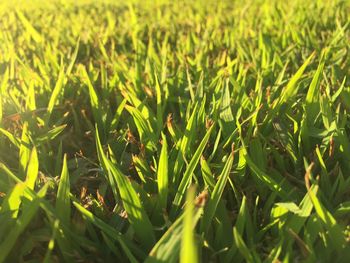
left=1, top=0, right=350, bottom=262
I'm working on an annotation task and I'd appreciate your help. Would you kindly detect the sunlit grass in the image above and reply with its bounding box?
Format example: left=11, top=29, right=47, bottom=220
left=0, top=0, right=350, bottom=262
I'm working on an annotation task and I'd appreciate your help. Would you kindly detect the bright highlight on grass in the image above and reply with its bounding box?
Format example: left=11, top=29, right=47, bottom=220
left=0, top=0, right=350, bottom=262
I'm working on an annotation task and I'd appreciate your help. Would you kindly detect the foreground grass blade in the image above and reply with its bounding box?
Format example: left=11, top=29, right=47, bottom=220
left=180, top=186, right=198, bottom=263
left=81, top=66, right=104, bottom=135
left=173, top=103, right=198, bottom=181
left=96, top=128, right=156, bottom=250
left=0, top=128, right=20, bottom=147
left=73, top=201, right=140, bottom=262
left=157, top=132, right=169, bottom=210
left=125, top=105, right=157, bottom=150
left=278, top=52, right=315, bottom=106
left=0, top=183, right=26, bottom=218
left=0, top=91, right=2, bottom=123
left=25, top=147, right=38, bottom=190
left=305, top=165, right=346, bottom=251
left=19, top=122, right=31, bottom=177
left=43, top=219, right=60, bottom=263
left=173, top=124, right=214, bottom=210
left=36, top=124, right=67, bottom=143
left=305, top=51, right=326, bottom=122
left=0, top=184, right=48, bottom=263
left=15, top=9, right=43, bottom=43
left=201, top=145, right=234, bottom=235
left=146, top=190, right=207, bottom=263
left=56, top=154, right=71, bottom=226
left=46, top=66, right=65, bottom=124
left=233, top=227, right=254, bottom=262
left=244, top=153, right=288, bottom=198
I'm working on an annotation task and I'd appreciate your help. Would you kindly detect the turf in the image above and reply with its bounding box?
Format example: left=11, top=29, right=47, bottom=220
left=0, top=0, right=350, bottom=262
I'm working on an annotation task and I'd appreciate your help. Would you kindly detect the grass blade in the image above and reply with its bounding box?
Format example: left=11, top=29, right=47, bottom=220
left=73, top=201, right=141, bottom=262
left=180, top=186, right=198, bottom=263
left=0, top=184, right=48, bottom=263
left=56, top=154, right=71, bottom=226
left=157, top=132, right=169, bottom=210
left=25, top=147, right=38, bottom=190
left=173, top=124, right=215, bottom=210
left=96, top=129, right=156, bottom=250
left=15, top=9, right=43, bottom=43
left=146, top=190, right=207, bottom=263
left=200, top=146, right=234, bottom=235
left=19, top=122, right=31, bottom=177
left=46, top=66, right=65, bottom=124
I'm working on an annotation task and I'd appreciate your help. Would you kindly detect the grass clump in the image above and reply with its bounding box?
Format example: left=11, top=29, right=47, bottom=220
left=1, top=0, right=350, bottom=262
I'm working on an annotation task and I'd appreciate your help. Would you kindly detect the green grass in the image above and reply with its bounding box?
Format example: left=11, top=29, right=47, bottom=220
left=1, top=0, right=350, bottom=262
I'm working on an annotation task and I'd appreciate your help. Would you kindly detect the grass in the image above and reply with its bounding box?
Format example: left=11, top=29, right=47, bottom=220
left=0, top=0, right=350, bottom=262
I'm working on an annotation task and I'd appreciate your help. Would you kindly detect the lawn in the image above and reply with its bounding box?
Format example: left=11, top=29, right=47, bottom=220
left=0, top=0, right=350, bottom=262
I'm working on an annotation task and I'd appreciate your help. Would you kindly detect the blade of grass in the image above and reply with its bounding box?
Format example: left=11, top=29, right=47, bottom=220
left=172, top=124, right=215, bottom=210
left=146, top=190, right=207, bottom=263
left=96, top=128, right=156, bottom=250
left=25, top=147, right=38, bottom=190
left=19, top=122, right=31, bottom=177
left=200, top=145, right=234, bottom=235
left=125, top=104, right=157, bottom=151
left=305, top=51, right=326, bottom=123
left=80, top=66, right=104, bottom=136
left=305, top=165, right=346, bottom=251
left=73, top=201, right=142, bottom=261
left=180, top=186, right=198, bottom=263
left=46, top=66, right=65, bottom=124
left=0, top=184, right=48, bottom=263
left=233, top=227, right=254, bottom=263
left=0, top=128, right=20, bottom=148
left=56, top=154, right=71, bottom=226
left=173, top=103, right=198, bottom=182
left=0, top=183, right=26, bottom=218
left=157, top=132, right=168, bottom=210
left=15, top=9, right=43, bottom=43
